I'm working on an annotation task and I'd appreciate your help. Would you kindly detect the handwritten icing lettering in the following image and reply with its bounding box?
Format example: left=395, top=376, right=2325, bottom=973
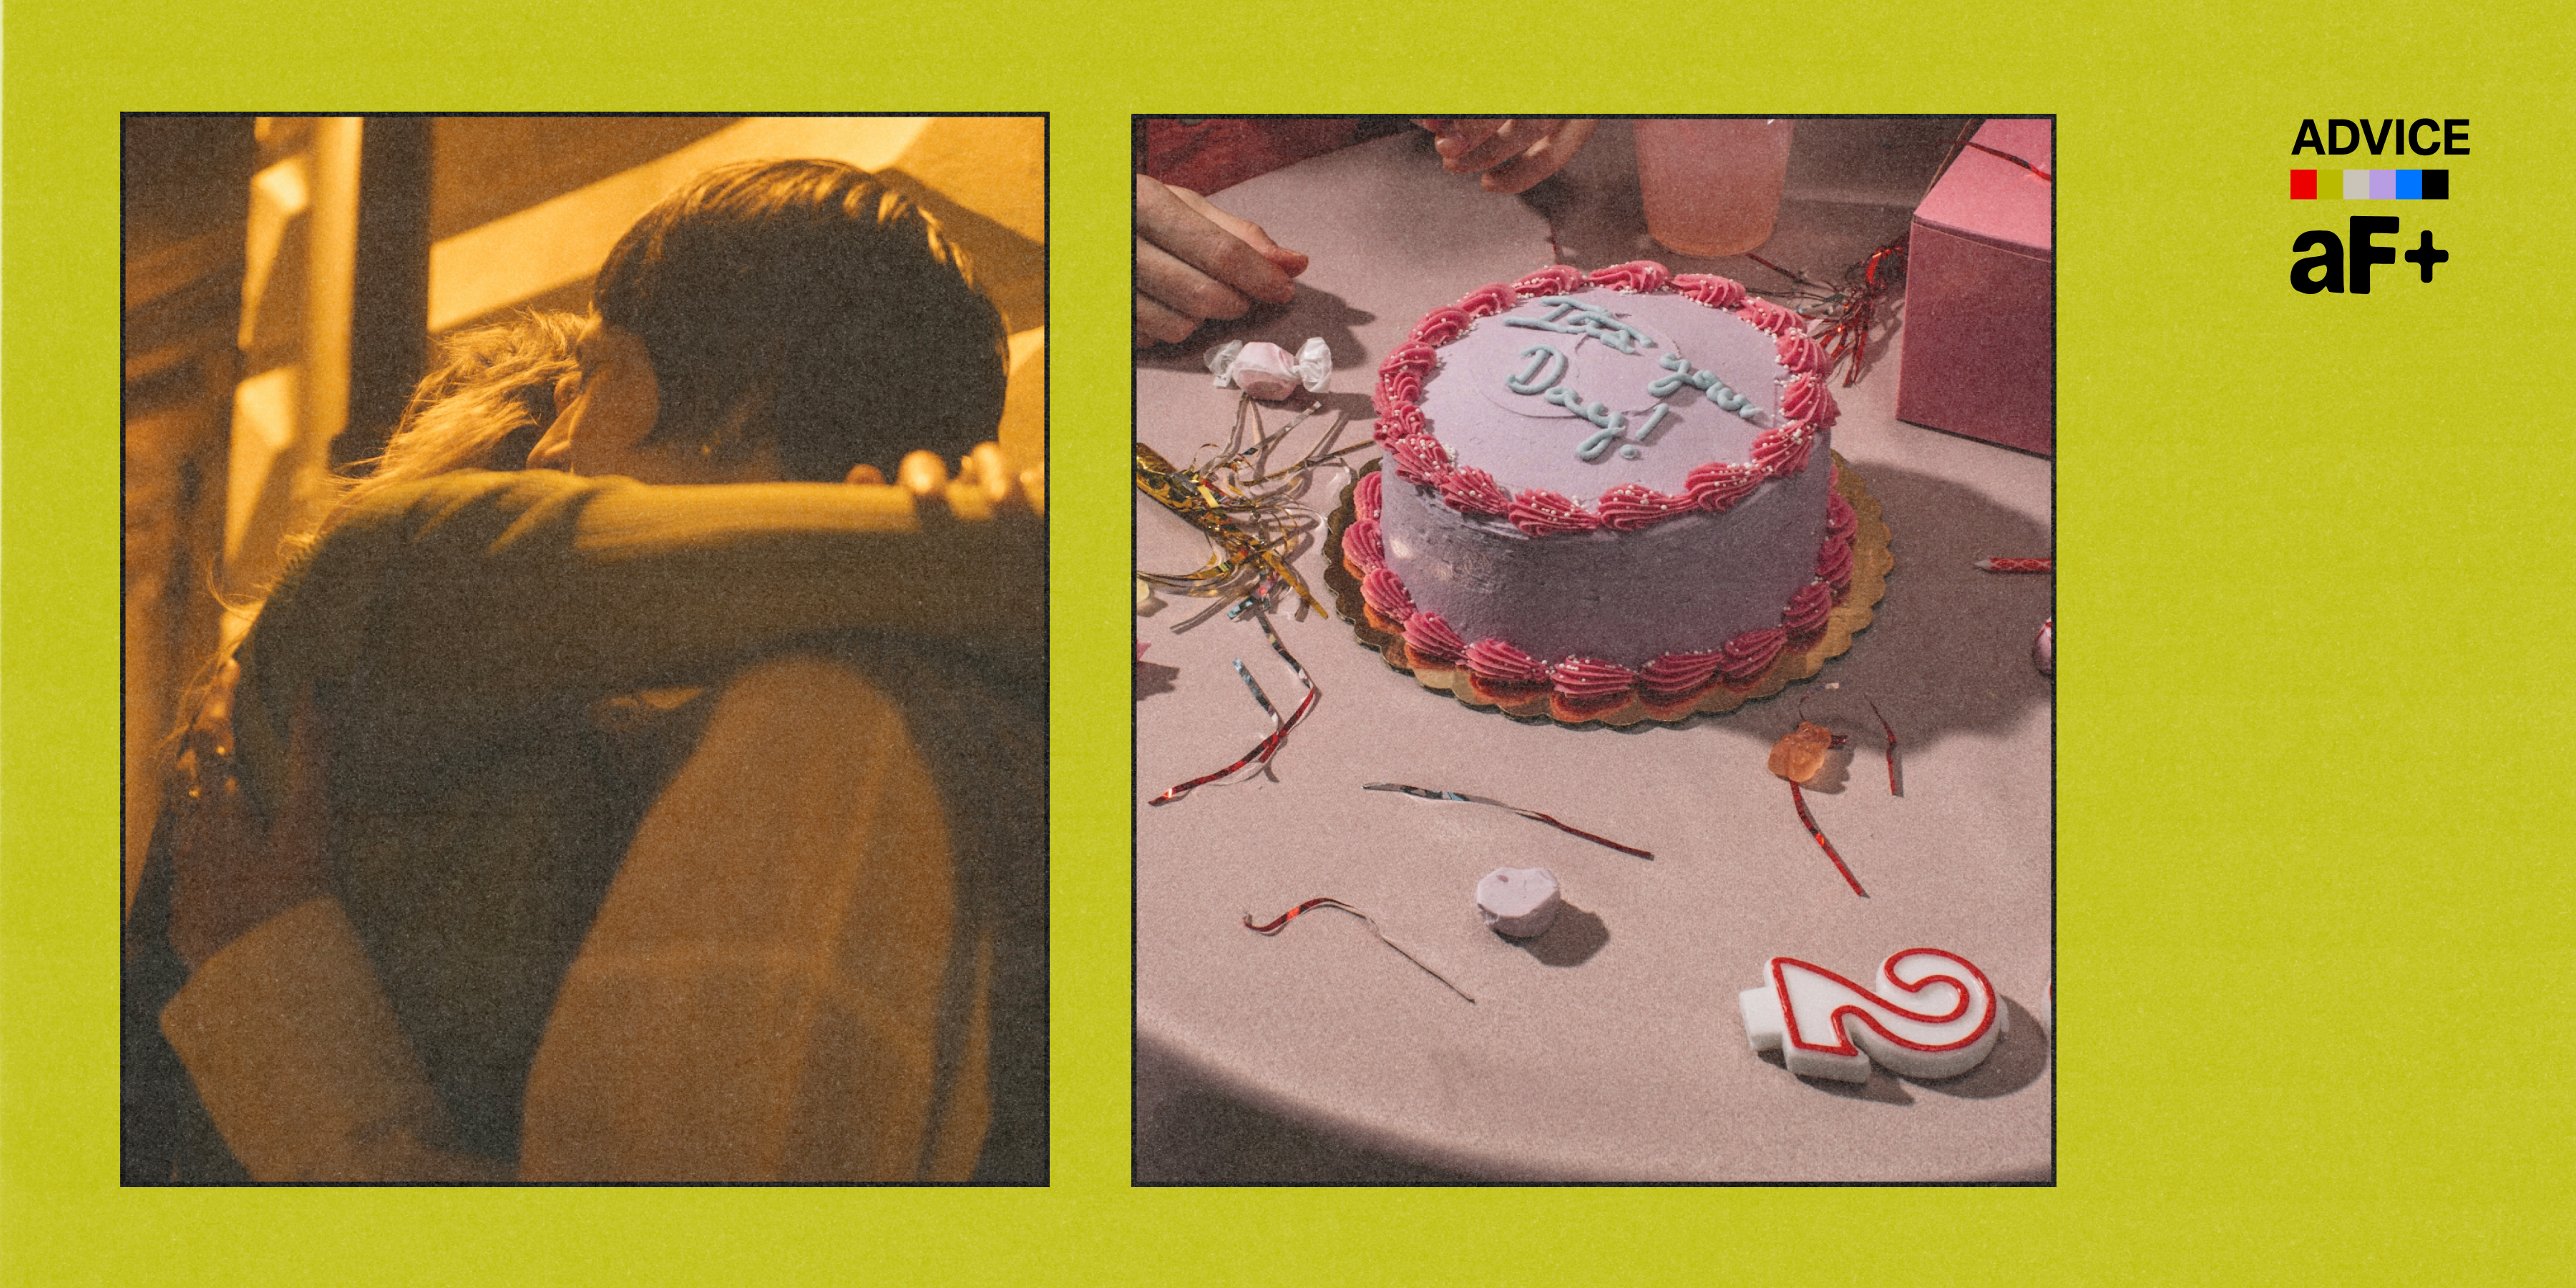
left=1646, top=351, right=1762, bottom=421
left=1649, top=352, right=1760, bottom=419
left=1628, top=402, right=1676, bottom=444
left=1505, top=344, right=1569, bottom=395
left=1543, top=384, right=1629, bottom=462
left=1499, top=343, right=1631, bottom=460
left=1646, top=351, right=1709, bottom=398
left=1502, top=297, right=1657, bottom=355
left=1543, top=384, right=1623, bottom=431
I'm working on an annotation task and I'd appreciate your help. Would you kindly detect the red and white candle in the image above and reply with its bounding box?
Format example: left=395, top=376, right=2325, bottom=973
left=1740, top=948, right=2002, bottom=1082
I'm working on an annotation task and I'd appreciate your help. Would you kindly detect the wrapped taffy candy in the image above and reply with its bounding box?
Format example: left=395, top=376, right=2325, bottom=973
left=1206, top=337, right=1332, bottom=401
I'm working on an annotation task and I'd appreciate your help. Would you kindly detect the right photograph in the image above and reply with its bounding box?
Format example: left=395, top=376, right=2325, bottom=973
left=1133, top=117, right=2053, bottom=1184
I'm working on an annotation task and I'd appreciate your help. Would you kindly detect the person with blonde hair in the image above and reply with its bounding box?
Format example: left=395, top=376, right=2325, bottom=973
left=141, top=159, right=1045, bottom=1184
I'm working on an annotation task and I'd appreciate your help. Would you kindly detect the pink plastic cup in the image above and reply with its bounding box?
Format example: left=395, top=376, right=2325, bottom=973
left=1632, top=119, right=1795, bottom=257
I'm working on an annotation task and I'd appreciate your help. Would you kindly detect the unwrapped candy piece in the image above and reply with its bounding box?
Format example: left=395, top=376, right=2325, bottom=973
left=1475, top=867, right=1562, bottom=938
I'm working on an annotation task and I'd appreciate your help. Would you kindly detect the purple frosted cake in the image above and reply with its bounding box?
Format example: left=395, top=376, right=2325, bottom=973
left=1346, top=262, right=1855, bottom=719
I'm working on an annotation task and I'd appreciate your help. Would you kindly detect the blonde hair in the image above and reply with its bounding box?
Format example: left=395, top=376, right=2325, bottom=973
left=170, top=311, right=584, bottom=779
left=293, top=309, right=585, bottom=559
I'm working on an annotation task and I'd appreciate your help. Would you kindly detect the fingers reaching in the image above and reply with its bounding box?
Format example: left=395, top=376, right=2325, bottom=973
left=899, top=449, right=952, bottom=504
left=1166, top=185, right=1309, bottom=278
left=960, top=443, right=1044, bottom=517
left=872, top=446, right=1040, bottom=521
left=1418, top=119, right=1600, bottom=195
left=1136, top=175, right=1305, bottom=346
left=169, top=684, right=333, bottom=970
left=968, top=443, right=1018, bottom=510
left=1479, top=119, right=1599, bottom=194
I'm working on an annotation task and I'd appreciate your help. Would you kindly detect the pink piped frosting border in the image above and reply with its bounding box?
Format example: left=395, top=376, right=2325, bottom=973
left=1345, top=459, right=1861, bottom=711
left=1370, top=262, right=1838, bottom=537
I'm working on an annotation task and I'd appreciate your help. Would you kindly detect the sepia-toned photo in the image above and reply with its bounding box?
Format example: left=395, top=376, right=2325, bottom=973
left=121, top=114, right=1048, bottom=1184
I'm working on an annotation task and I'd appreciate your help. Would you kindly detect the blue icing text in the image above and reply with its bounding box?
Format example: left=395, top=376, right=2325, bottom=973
left=1501, top=297, right=1657, bottom=356
left=1648, top=351, right=1761, bottom=420
left=1506, top=344, right=1570, bottom=394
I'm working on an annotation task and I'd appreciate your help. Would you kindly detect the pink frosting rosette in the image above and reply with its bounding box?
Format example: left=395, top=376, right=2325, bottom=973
left=1782, top=580, right=1835, bottom=638
left=1360, top=568, right=1416, bottom=623
left=1775, top=331, right=1827, bottom=376
left=1379, top=342, right=1438, bottom=381
left=1410, top=306, right=1475, bottom=347
left=1439, top=466, right=1513, bottom=517
left=1386, top=435, right=1453, bottom=487
left=1343, top=519, right=1385, bottom=570
left=1586, top=260, right=1672, bottom=293
left=1737, top=297, right=1805, bottom=336
left=1550, top=655, right=1637, bottom=702
left=1752, top=426, right=1815, bottom=478
left=1508, top=488, right=1601, bottom=536
left=1402, top=611, right=1468, bottom=663
left=1816, top=530, right=1855, bottom=595
left=1463, top=638, right=1551, bottom=686
left=1684, top=461, right=1765, bottom=513
left=1825, top=489, right=1855, bottom=540
left=1640, top=650, right=1724, bottom=698
left=1719, top=628, right=1788, bottom=683
left=1511, top=265, right=1585, bottom=298
left=1455, top=282, right=1519, bottom=318
left=1356, top=469, right=1383, bottom=519
left=1372, top=402, right=1427, bottom=444
left=1671, top=273, right=1747, bottom=308
left=1596, top=484, right=1693, bottom=532
left=1373, top=366, right=1425, bottom=416
left=1782, top=374, right=1838, bottom=432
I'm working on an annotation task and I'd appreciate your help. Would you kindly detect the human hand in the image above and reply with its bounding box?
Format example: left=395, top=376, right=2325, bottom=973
left=1136, top=175, right=1309, bottom=348
left=168, top=667, right=332, bottom=970
left=1413, top=119, right=1600, bottom=195
left=884, top=441, right=1045, bottom=520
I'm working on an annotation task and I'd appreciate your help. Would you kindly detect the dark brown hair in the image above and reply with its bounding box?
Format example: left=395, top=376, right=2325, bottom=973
left=592, top=158, right=1007, bottom=482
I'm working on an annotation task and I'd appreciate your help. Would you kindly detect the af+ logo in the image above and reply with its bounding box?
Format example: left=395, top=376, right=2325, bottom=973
left=2286, top=117, right=2459, bottom=295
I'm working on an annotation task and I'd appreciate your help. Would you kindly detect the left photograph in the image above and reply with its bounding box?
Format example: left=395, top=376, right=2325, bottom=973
left=120, top=114, right=1048, bottom=1184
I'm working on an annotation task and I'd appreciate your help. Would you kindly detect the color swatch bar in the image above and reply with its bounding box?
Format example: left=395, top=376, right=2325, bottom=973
left=2292, top=170, right=2449, bottom=199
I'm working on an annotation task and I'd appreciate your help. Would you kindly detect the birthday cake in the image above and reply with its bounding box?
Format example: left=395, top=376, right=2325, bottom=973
left=1346, top=262, right=1855, bottom=719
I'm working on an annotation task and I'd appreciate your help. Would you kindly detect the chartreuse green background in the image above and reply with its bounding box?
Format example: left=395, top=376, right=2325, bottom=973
left=6, top=1, right=2570, bottom=1283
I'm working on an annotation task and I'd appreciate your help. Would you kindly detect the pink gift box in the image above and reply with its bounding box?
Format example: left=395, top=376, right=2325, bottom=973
left=1896, top=118, right=2054, bottom=456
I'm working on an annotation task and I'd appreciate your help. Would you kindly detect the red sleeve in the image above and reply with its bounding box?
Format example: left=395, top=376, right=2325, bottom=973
left=1141, top=117, right=1367, bottom=195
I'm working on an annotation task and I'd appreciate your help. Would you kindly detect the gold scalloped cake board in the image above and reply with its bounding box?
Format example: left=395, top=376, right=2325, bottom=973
left=1322, top=452, right=1893, bottom=728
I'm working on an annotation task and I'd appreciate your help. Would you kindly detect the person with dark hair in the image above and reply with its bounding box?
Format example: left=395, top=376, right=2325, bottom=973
left=147, top=159, right=1046, bottom=1184
left=577, top=158, right=1009, bottom=486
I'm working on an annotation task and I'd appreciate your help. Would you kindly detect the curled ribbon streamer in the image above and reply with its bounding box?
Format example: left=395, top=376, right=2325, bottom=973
left=1748, top=241, right=1907, bottom=388
left=1136, top=397, right=1368, bottom=615
left=1790, top=781, right=1869, bottom=897
left=1360, top=783, right=1654, bottom=859
left=1958, top=138, right=2053, bottom=182
left=1150, top=597, right=1320, bottom=804
left=1242, top=897, right=1475, bottom=1002
left=1864, top=697, right=1901, bottom=798
left=1976, top=557, right=2053, bottom=573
